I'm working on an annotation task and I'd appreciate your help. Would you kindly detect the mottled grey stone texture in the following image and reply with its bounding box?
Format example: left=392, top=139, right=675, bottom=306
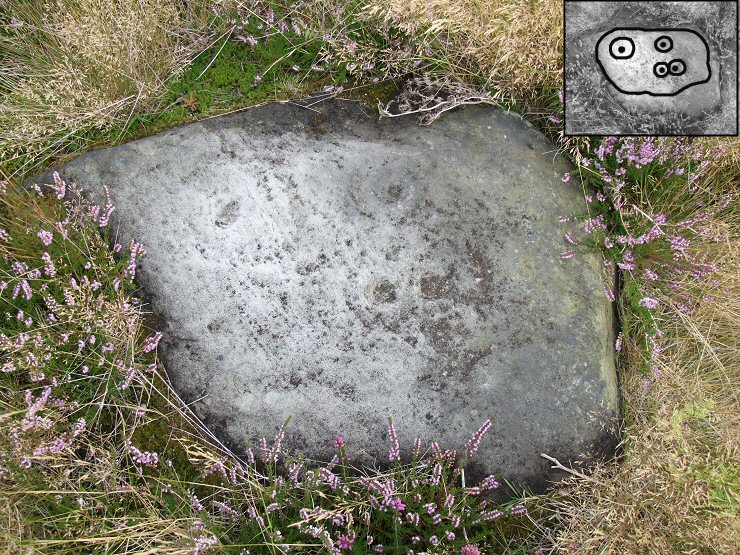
left=48, top=99, right=618, bottom=492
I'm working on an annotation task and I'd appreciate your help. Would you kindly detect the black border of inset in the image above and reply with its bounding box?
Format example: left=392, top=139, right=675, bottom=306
left=563, top=0, right=739, bottom=137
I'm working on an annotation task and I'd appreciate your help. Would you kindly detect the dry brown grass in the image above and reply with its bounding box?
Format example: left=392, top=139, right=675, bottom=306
left=364, top=0, right=562, bottom=99
left=0, top=0, right=220, bottom=175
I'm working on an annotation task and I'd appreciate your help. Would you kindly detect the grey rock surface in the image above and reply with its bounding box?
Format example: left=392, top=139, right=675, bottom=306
left=47, top=99, right=618, bottom=492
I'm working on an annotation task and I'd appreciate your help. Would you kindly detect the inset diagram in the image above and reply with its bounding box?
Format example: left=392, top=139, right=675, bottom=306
left=565, top=1, right=738, bottom=135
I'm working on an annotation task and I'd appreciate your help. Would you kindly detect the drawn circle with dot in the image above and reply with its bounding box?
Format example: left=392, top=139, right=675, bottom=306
left=653, top=61, right=669, bottom=78
left=609, top=37, right=635, bottom=59
left=655, top=36, right=673, bottom=52
left=668, top=59, right=686, bottom=75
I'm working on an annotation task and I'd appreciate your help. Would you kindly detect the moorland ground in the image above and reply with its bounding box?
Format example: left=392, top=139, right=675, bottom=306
left=1, top=1, right=738, bottom=553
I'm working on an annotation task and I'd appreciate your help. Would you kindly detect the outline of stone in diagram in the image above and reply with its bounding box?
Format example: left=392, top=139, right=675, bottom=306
left=596, top=27, right=712, bottom=97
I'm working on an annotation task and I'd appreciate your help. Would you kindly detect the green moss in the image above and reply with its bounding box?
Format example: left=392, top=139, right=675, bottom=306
left=341, top=80, right=401, bottom=108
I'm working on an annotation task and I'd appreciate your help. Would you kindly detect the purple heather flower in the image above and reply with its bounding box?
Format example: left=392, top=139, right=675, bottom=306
left=387, top=418, right=400, bottom=462
left=561, top=250, right=575, bottom=260
left=639, top=297, right=659, bottom=309
left=431, top=462, right=442, bottom=485
left=584, top=214, right=607, bottom=233
left=465, top=419, right=492, bottom=458
left=510, top=503, right=527, bottom=516
left=461, top=545, right=481, bottom=555
left=388, top=497, right=405, bottom=512
left=481, top=474, right=500, bottom=490
left=412, top=436, right=422, bottom=458
left=124, top=240, right=146, bottom=280
left=37, top=230, right=53, bottom=246
left=338, top=535, right=354, bottom=550
left=127, top=441, right=158, bottom=467
left=143, top=332, right=162, bottom=353
left=431, top=441, right=442, bottom=459
left=118, top=364, right=137, bottom=390
left=41, top=252, right=56, bottom=277
left=480, top=509, right=504, bottom=521
left=333, top=435, right=345, bottom=449
left=98, top=185, right=115, bottom=227
left=645, top=268, right=658, bottom=281
left=52, top=172, right=66, bottom=199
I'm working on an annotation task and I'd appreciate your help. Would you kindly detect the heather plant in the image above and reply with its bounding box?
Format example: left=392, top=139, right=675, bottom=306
left=0, top=176, right=535, bottom=552
left=558, top=137, right=733, bottom=383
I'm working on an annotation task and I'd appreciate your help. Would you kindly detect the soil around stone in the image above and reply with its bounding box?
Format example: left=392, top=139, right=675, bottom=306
left=44, top=98, right=619, bottom=493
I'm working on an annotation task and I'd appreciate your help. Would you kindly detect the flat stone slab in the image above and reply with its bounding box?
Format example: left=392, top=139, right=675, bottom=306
left=48, top=99, right=618, bottom=492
